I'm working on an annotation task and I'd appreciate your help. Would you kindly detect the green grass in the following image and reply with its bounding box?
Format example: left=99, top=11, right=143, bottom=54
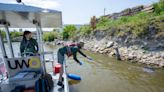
left=78, top=25, right=92, bottom=36
left=95, top=12, right=152, bottom=37
left=77, top=0, right=164, bottom=38
left=95, top=11, right=163, bottom=38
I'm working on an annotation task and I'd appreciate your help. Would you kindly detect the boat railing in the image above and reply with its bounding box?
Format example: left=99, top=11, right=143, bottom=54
left=63, top=60, right=69, bottom=92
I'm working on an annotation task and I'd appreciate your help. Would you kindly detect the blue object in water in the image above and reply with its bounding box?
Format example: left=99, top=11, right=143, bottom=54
left=67, top=74, right=81, bottom=80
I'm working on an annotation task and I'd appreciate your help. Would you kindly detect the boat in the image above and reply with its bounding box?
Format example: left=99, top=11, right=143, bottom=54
left=0, top=2, right=69, bottom=92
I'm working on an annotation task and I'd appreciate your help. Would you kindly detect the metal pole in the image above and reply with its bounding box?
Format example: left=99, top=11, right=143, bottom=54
left=38, top=25, right=44, bottom=53
left=36, top=23, right=45, bottom=55
left=115, top=47, right=121, bottom=60
left=36, top=23, right=46, bottom=74
left=4, top=24, right=14, bottom=58
left=104, top=8, right=106, bottom=16
left=0, top=31, right=7, bottom=58
left=38, top=25, right=46, bottom=73
left=36, top=26, right=41, bottom=52
left=63, top=61, right=69, bottom=92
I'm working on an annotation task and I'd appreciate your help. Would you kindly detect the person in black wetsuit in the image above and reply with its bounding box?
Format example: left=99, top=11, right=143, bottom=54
left=57, top=42, right=92, bottom=86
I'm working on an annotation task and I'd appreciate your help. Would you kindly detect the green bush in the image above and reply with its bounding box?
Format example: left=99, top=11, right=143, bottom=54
left=62, top=30, right=69, bottom=40
left=10, top=31, right=22, bottom=39
left=0, top=29, right=6, bottom=39
left=43, top=31, right=58, bottom=42
left=79, top=25, right=92, bottom=36
left=153, top=0, right=164, bottom=15
left=62, top=25, right=77, bottom=40
left=96, top=17, right=110, bottom=30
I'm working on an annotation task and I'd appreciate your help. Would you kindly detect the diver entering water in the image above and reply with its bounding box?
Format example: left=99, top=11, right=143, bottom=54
left=57, top=42, right=92, bottom=87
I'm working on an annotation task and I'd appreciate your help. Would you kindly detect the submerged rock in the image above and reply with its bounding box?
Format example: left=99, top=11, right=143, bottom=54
left=143, top=67, right=155, bottom=73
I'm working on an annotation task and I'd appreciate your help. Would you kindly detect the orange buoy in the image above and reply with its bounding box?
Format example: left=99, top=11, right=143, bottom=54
left=53, top=64, right=61, bottom=74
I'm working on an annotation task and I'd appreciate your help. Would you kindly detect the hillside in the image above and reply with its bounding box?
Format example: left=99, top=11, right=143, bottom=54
left=75, top=0, right=164, bottom=67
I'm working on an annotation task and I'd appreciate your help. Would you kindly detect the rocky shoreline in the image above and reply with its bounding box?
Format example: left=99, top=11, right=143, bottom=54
left=78, top=37, right=164, bottom=68
left=46, top=31, right=164, bottom=68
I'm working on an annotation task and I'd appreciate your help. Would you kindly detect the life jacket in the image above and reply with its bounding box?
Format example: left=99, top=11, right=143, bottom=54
left=64, top=42, right=79, bottom=57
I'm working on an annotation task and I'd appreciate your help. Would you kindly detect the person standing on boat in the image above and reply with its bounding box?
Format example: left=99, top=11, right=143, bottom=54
left=20, top=31, right=39, bottom=56
left=57, top=42, right=92, bottom=86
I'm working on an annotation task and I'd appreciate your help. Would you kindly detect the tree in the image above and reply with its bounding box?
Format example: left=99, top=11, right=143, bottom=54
left=62, top=25, right=77, bottom=40
left=90, top=16, right=97, bottom=30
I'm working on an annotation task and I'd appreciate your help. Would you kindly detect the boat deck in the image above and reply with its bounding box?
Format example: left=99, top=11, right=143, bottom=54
left=0, top=62, right=68, bottom=92
left=0, top=72, right=65, bottom=92
left=50, top=73, right=64, bottom=92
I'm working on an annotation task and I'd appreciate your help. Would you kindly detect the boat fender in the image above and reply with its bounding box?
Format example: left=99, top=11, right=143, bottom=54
left=67, top=74, right=81, bottom=80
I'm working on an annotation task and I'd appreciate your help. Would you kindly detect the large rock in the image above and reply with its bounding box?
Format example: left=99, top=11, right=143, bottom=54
left=94, top=44, right=99, bottom=49
left=155, top=53, right=161, bottom=58
left=106, top=41, right=114, bottom=48
left=108, top=51, right=115, bottom=56
left=99, top=45, right=106, bottom=51
left=105, top=48, right=113, bottom=53
left=142, top=55, right=148, bottom=59
left=159, top=61, right=164, bottom=67
left=161, top=53, right=164, bottom=59
left=157, top=43, right=164, bottom=48
left=128, top=52, right=137, bottom=60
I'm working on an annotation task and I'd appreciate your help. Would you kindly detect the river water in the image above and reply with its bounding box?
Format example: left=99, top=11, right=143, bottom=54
left=0, top=42, right=164, bottom=92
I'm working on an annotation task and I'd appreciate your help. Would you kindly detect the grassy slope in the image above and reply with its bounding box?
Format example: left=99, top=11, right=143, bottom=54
left=78, top=0, right=164, bottom=39
left=96, top=12, right=164, bottom=38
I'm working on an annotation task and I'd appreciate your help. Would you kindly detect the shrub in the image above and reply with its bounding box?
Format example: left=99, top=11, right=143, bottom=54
left=96, top=16, right=110, bottom=30
left=62, top=25, right=77, bottom=40
left=0, top=29, right=6, bottom=39
left=153, top=0, right=164, bottom=15
left=79, top=25, right=92, bottom=36
left=10, top=30, right=22, bottom=39
left=43, top=31, right=58, bottom=42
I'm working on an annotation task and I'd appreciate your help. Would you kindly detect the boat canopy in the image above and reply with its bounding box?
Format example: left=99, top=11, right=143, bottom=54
left=0, top=3, right=62, bottom=28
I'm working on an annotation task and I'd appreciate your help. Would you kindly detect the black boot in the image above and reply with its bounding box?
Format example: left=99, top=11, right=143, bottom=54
left=57, top=81, right=64, bottom=87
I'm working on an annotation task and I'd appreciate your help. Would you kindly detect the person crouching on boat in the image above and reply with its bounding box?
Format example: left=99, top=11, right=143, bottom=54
left=57, top=42, right=92, bottom=86
left=20, top=31, right=39, bottom=56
